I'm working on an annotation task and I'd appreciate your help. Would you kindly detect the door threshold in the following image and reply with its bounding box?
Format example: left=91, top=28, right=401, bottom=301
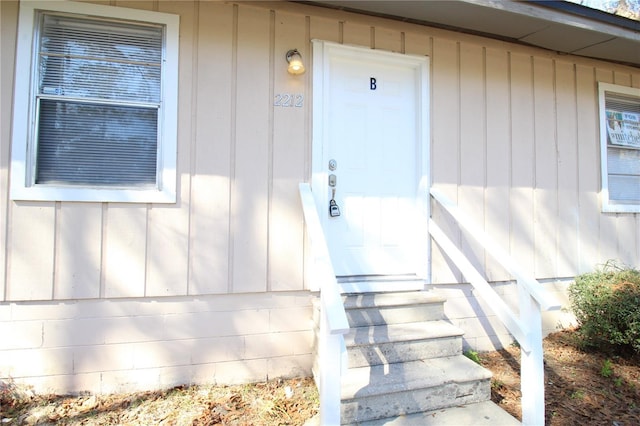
left=337, top=275, right=426, bottom=294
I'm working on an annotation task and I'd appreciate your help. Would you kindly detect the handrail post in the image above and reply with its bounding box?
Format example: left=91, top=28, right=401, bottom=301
left=518, top=281, right=545, bottom=426
left=319, top=309, right=343, bottom=426
left=299, top=183, right=349, bottom=425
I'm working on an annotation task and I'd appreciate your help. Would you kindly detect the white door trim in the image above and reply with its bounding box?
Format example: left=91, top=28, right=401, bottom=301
left=311, top=40, right=431, bottom=289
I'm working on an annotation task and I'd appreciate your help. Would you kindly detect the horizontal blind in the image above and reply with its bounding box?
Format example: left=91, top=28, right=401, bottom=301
left=39, top=14, right=162, bottom=103
left=35, top=13, right=163, bottom=186
left=607, top=147, right=640, bottom=175
left=608, top=175, right=640, bottom=202
left=605, top=93, right=640, bottom=115
left=36, top=100, right=158, bottom=186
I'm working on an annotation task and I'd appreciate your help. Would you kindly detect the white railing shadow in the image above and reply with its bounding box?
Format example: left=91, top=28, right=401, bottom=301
left=429, top=187, right=561, bottom=426
left=299, top=183, right=349, bottom=425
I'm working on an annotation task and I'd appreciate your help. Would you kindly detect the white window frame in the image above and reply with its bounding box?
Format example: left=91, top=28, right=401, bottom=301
left=10, top=1, right=179, bottom=203
left=598, top=82, right=640, bottom=213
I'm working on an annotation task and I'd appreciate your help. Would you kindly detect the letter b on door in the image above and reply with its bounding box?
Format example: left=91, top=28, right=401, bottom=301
left=370, top=77, right=377, bottom=90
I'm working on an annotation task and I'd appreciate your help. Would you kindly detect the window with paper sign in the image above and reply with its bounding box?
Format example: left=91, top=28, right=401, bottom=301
left=599, top=82, right=640, bottom=212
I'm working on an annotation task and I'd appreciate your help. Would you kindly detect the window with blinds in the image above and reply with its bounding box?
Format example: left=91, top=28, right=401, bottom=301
left=10, top=1, right=178, bottom=203
left=35, top=14, right=162, bottom=186
left=599, top=82, right=640, bottom=212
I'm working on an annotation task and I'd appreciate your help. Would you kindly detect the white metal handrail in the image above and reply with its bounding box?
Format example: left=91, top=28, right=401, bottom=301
left=431, top=188, right=559, bottom=311
left=299, top=182, right=349, bottom=425
left=429, top=187, right=561, bottom=426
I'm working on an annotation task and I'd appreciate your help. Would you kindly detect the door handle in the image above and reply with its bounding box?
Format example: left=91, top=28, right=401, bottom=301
left=328, top=159, right=340, bottom=217
left=328, top=174, right=340, bottom=217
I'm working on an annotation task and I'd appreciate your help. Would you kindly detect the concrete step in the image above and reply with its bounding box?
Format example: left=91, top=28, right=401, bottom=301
left=342, top=290, right=446, bottom=309
left=349, top=400, right=521, bottom=425
left=343, top=290, right=446, bottom=327
left=339, top=278, right=427, bottom=293
left=345, top=320, right=464, bottom=367
left=341, top=355, right=492, bottom=423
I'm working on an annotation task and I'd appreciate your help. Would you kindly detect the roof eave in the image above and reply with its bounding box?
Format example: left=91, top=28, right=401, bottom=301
left=302, top=0, right=640, bottom=67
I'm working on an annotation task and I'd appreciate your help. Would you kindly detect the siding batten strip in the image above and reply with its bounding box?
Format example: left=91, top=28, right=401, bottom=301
left=144, top=204, right=150, bottom=297
left=304, top=14, right=312, bottom=182
left=52, top=202, right=61, bottom=300
left=370, top=26, right=375, bottom=49
left=552, top=59, right=560, bottom=279
left=229, top=4, right=239, bottom=294
left=186, top=0, right=200, bottom=296
left=99, top=204, right=107, bottom=298
left=482, top=46, right=489, bottom=276
left=267, top=9, right=275, bottom=292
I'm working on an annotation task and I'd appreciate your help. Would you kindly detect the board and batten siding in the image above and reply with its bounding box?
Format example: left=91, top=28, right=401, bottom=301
left=2, top=0, right=311, bottom=301
left=430, top=40, right=640, bottom=285
left=0, top=0, right=639, bottom=391
left=2, top=0, right=638, bottom=302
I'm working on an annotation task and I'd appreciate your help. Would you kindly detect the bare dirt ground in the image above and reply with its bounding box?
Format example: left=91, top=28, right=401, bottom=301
left=481, top=328, right=640, bottom=425
left=0, top=377, right=318, bottom=425
left=2, top=328, right=639, bottom=425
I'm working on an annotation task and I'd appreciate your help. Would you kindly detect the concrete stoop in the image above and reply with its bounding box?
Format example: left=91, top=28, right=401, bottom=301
left=341, top=356, right=492, bottom=422
left=303, top=401, right=519, bottom=426
left=351, top=401, right=521, bottom=425
left=331, top=289, right=521, bottom=425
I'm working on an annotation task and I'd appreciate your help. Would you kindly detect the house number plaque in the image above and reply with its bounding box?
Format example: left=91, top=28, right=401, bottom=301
left=274, top=93, right=304, bottom=107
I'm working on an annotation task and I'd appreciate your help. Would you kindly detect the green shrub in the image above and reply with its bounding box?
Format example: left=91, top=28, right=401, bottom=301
left=568, top=262, right=640, bottom=355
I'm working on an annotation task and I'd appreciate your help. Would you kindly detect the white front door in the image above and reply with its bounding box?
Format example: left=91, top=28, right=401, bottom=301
left=312, top=41, right=430, bottom=282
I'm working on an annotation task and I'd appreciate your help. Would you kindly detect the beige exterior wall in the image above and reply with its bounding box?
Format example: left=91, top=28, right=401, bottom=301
left=0, top=0, right=638, bottom=391
left=2, top=0, right=310, bottom=301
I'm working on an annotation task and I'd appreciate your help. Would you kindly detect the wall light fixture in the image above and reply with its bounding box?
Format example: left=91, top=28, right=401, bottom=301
left=286, top=49, right=305, bottom=75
